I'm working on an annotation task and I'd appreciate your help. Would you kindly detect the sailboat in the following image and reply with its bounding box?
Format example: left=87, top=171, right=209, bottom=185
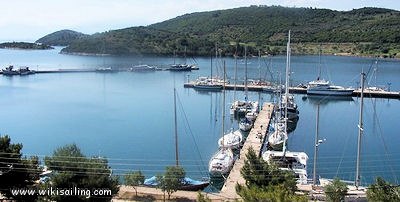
left=230, top=46, right=259, bottom=117
left=218, top=128, right=243, bottom=149
left=262, top=30, right=308, bottom=185
left=307, top=48, right=354, bottom=96
left=144, top=88, right=209, bottom=191
left=209, top=61, right=235, bottom=176
left=193, top=46, right=223, bottom=90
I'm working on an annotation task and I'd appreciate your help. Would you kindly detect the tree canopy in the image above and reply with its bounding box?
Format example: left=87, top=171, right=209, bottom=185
left=324, top=178, right=348, bottom=202
left=0, top=135, right=40, bottom=201
left=124, top=170, right=145, bottom=196
left=156, top=166, right=185, bottom=200
left=367, top=177, right=400, bottom=202
left=59, top=6, right=400, bottom=58
left=44, top=144, right=119, bottom=202
left=236, top=147, right=305, bottom=201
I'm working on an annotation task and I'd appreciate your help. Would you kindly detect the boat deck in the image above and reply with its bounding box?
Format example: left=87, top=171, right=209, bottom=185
left=219, top=102, right=274, bottom=199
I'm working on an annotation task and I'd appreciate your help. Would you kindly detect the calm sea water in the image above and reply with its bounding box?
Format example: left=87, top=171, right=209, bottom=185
left=0, top=47, right=399, bottom=186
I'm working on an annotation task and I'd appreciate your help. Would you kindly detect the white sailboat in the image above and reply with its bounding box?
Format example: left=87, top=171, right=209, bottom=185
left=230, top=46, right=259, bottom=117
left=209, top=61, right=235, bottom=176
left=268, top=119, right=287, bottom=151
left=218, top=129, right=243, bottom=149
left=262, top=30, right=308, bottom=185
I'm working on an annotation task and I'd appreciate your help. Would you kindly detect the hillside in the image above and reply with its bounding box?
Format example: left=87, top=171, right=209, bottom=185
left=0, top=42, right=53, bottom=50
left=60, top=6, right=400, bottom=58
left=36, top=29, right=88, bottom=46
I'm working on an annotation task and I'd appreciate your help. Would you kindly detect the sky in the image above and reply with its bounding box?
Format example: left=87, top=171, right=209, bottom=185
left=0, top=0, right=399, bottom=42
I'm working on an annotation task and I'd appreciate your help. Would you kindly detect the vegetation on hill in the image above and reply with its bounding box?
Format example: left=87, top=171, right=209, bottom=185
left=60, top=6, right=400, bottom=58
left=36, top=29, right=88, bottom=46
left=0, top=42, right=53, bottom=50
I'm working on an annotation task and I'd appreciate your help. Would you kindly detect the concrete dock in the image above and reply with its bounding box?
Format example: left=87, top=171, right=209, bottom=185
left=219, top=102, right=274, bottom=199
left=184, top=83, right=400, bottom=99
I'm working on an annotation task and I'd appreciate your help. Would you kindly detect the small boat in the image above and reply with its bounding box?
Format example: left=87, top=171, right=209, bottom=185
left=307, top=79, right=354, bottom=96
left=218, top=129, right=243, bottom=149
left=239, top=118, right=253, bottom=132
left=208, top=148, right=235, bottom=176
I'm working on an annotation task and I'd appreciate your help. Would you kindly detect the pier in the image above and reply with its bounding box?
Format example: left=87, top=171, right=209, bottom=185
left=184, top=83, right=400, bottom=99
left=220, top=102, right=274, bottom=200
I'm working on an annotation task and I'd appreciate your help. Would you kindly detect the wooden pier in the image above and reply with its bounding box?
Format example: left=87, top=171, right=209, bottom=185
left=184, top=83, right=400, bottom=99
left=219, top=102, right=274, bottom=200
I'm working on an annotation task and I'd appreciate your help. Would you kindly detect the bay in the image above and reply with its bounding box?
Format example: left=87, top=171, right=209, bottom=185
left=0, top=47, right=399, bottom=186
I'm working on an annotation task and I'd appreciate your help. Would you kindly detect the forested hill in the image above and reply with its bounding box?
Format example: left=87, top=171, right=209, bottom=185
left=36, top=29, right=88, bottom=46
left=60, top=6, right=400, bottom=58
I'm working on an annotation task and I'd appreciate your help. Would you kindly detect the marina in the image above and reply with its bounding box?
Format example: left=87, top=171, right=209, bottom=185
left=0, top=46, right=399, bottom=199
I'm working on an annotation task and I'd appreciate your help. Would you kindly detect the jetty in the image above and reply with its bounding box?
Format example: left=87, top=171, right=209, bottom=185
left=219, top=102, right=274, bottom=199
left=184, top=83, right=400, bottom=99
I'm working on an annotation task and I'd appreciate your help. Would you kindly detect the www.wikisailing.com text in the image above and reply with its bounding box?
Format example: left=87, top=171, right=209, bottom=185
left=11, top=187, right=112, bottom=198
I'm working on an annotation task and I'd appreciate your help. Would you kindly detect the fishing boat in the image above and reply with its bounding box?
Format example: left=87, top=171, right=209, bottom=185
left=144, top=88, right=209, bottom=191
left=209, top=61, right=235, bottom=176
left=262, top=31, right=308, bottom=185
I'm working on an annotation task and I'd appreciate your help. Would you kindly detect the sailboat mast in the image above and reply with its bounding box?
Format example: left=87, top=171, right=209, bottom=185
left=174, top=88, right=179, bottom=166
left=245, top=46, right=248, bottom=100
left=313, top=103, right=320, bottom=185
left=318, top=45, right=322, bottom=79
left=210, top=50, right=213, bottom=84
left=222, top=61, right=226, bottom=145
left=234, top=47, right=238, bottom=101
left=355, top=72, right=365, bottom=188
left=283, top=30, right=291, bottom=154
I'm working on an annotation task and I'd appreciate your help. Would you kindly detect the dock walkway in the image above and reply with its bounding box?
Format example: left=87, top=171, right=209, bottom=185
left=219, top=102, right=274, bottom=199
left=184, top=83, right=400, bottom=99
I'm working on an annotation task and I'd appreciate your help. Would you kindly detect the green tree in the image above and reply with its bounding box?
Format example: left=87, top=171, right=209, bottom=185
left=0, top=135, right=40, bottom=201
left=44, top=144, right=119, bottom=202
left=236, top=184, right=307, bottom=202
left=367, top=177, right=400, bottom=202
left=236, top=147, right=304, bottom=201
left=156, top=166, right=185, bottom=200
left=197, top=191, right=211, bottom=202
left=324, top=178, right=348, bottom=202
left=124, top=171, right=145, bottom=196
